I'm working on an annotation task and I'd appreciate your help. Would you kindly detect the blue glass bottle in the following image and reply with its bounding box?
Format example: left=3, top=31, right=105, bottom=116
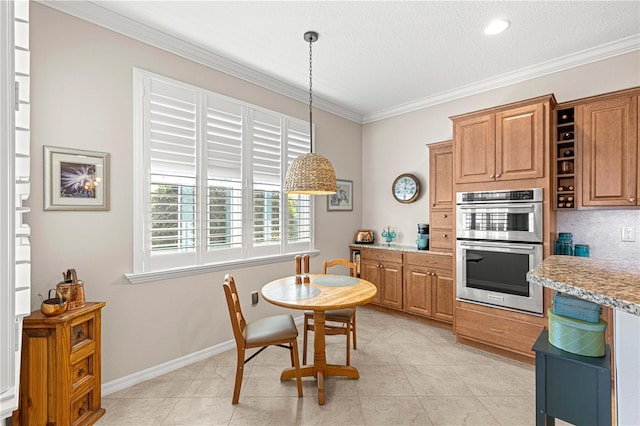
left=574, top=244, right=590, bottom=257
left=554, top=232, right=573, bottom=255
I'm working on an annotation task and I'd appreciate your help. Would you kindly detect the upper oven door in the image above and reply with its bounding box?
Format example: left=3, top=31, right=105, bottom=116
left=456, top=202, right=543, bottom=242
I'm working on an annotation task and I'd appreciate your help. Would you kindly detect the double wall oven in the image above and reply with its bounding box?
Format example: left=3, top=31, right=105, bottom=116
left=456, top=188, right=543, bottom=315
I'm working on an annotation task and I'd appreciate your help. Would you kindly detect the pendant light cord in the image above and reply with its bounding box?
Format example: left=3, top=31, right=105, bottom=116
left=308, top=35, right=314, bottom=153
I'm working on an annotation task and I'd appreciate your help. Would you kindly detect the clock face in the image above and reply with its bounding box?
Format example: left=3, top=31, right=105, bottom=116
left=392, top=174, right=420, bottom=203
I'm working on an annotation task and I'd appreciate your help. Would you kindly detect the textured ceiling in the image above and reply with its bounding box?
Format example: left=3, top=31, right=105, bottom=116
left=46, top=1, right=640, bottom=122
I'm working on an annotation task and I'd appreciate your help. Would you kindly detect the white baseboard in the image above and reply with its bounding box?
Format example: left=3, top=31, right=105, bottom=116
left=102, top=314, right=305, bottom=396
left=102, top=340, right=236, bottom=396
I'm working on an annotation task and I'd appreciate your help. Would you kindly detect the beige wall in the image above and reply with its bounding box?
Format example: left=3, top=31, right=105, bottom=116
left=29, top=3, right=362, bottom=382
left=362, top=52, right=640, bottom=246
left=29, top=1, right=640, bottom=386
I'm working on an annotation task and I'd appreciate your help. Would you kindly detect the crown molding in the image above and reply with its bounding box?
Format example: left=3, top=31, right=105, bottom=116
left=37, top=0, right=364, bottom=124
left=37, top=1, right=639, bottom=125
left=363, top=35, right=640, bottom=123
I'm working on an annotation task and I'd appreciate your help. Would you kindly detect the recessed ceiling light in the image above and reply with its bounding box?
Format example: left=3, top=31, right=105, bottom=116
left=484, top=19, right=511, bottom=35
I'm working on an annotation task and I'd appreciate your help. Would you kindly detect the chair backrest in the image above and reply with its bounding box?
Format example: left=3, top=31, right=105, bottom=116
left=323, top=258, right=356, bottom=277
left=223, top=274, right=246, bottom=345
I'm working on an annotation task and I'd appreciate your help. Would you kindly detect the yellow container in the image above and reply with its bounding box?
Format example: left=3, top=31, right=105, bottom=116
left=548, top=308, right=606, bottom=357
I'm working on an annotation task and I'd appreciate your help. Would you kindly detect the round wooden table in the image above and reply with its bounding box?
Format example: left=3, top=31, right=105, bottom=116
left=261, top=274, right=377, bottom=404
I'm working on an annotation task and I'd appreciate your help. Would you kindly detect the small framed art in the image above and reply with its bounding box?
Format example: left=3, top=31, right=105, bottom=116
left=44, top=146, right=110, bottom=211
left=327, top=179, right=353, bottom=211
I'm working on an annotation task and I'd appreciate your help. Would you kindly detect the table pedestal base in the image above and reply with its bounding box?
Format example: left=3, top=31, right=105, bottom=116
left=280, top=364, right=360, bottom=404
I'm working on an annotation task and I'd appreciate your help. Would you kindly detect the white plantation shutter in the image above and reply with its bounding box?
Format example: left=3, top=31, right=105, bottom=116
left=251, top=110, right=282, bottom=252
left=1, top=1, right=30, bottom=417
left=132, top=69, right=314, bottom=277
left=286, top=120, right=312, bottom=246
left=204, top=96, right=243, bottom=257
left=145, top=78, right=198, bottom=269
left=206, top=96, right=242, bottom=180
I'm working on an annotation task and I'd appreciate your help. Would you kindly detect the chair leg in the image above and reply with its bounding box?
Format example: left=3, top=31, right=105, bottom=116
left=345, top=322, right=351, bottom=366
left=352, top=312, right=357, bottom=350
left=289, top=342, right=295, bottom=367
left=291, top=339, right=303, bottom=397
left=232, top=346, right=245, bottom=404
left=303, top=315, right=309, bottom=365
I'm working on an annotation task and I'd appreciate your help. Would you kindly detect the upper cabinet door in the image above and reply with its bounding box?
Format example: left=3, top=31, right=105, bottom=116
left=454, top=113, right=495, bottom=183
left=495, top=103, right=545, bottom=181
left=428, top=141, right=453, bottom=207
left=581, top=96, right=638, bottom=206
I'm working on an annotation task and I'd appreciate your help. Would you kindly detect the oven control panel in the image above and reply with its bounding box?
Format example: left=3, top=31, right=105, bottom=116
left=457, top=188, right=542, bottom=204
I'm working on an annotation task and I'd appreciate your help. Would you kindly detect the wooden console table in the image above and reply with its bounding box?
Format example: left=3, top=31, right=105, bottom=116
left=13, top=302, right=106, bottom=426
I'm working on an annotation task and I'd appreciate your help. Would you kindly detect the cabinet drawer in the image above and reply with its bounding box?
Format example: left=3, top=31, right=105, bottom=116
left=456, top=307, right=544, bottom=355
left=404, top=252, right=452, bottom=270
left=72, top=352, right=95, bottom=392
left=71, top=388, right=96, bottom=426
left=360, top=248, right=402, bottom=263
left=71, top=317, right=94, bottom=350
left=429, top=229, right=453, bottom=251
left=430, top=209, right=453, bottom=228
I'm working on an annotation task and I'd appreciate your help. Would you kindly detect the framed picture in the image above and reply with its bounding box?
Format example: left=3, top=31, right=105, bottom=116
left=44, top=146, right=110, bottom=211
left=327, top=179, right=353, bottom=211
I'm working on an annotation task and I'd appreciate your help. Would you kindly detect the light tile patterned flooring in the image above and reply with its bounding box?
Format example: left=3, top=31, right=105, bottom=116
left=99, top=307, right=567, bottom=425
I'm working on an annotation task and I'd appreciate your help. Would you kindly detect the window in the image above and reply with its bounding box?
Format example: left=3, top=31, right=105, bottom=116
left=130, top=69, right=313, bottom=280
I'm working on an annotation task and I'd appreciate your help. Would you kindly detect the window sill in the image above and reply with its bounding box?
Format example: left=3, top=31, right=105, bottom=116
left=125, top=250, right=320, bottom=284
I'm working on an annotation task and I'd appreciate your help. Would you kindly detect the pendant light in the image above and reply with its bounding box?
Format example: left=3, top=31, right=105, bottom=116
left=284, top=31, right=337, bottom=195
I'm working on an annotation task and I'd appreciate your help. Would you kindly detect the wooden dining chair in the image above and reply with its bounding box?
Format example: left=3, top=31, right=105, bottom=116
left=222, top=274, right=302, bottom=404
left=303, top=258, right=357, bottom=365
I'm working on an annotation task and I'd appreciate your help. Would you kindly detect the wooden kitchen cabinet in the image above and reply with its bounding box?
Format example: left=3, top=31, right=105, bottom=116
left=360, top=248, right=403, bottom=310
left=452, top=95, right=555, bottom=184
left=428, top=141, right=453, bottom=252
left=404, top=252, right=453, bottom=323
left=580, top=91, right=639, bottom=206
left=456, top=305, right=545, bottom=358
left=554, top=105, right=577, bottom=210
left=13, top=302, right=106, bottom=426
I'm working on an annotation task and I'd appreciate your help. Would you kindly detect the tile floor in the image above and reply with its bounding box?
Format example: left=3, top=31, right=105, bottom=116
left=99, top=307, right=569, bottom=425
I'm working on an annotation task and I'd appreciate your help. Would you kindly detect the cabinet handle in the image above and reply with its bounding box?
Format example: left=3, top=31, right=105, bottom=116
left=442, top=234, right=448, bottom=238
left=442, top=214, right=447, bottom=218
left=78, top=368, right=85, bottom=377
left=489, top=174, right=495, bottom=179
left=489, top=328, right=504, bottom=333
left=76, top=330, right=85, bottom=339
left=78, top=405, right=86, bottom=415
left=431, top=203, right=436, bottom=207
left=629, top=197, right=636, bottom=203
left=431, top=272, right=436, bottom=276
left=495, top=173, right=501, bottom=178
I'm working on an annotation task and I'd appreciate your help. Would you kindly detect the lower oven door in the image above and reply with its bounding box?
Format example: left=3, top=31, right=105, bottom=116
left=456, top=240, right=543, bottom=315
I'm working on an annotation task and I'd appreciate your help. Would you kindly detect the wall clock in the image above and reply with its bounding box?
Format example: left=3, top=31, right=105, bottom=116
left=392, top=173, right=420, bottom=203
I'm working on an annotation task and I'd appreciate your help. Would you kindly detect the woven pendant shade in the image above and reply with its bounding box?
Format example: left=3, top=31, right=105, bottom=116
left=284, top=153, right=337, bottom=195
left=284, top=31, right=337, bottom=195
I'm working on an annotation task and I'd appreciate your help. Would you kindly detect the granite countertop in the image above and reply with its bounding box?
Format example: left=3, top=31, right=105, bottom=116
left=527, top=255, right=640, bottom=316
left=349, top=243, right=453, bottom=257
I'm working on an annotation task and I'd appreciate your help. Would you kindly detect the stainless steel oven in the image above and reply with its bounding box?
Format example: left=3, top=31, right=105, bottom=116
left=456, top=188, right=544, bottom=315
left=456, top=188, right=542, bottom=243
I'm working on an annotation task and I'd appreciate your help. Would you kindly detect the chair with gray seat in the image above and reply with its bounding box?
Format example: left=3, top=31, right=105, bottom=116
left=302, top=258, right=358, bottom=365
left=222, top=274, right=303, bottom=404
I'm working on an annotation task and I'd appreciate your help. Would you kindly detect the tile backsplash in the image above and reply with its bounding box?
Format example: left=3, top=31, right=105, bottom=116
left=557, top=210, right=640, bottom=261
